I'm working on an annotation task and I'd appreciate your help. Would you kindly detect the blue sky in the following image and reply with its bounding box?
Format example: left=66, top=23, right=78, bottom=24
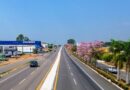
left=0, top=0, right=130, bottom=44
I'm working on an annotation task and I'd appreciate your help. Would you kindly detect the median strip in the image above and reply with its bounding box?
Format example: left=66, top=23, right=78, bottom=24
left=40, top=48, right=62, bottom=90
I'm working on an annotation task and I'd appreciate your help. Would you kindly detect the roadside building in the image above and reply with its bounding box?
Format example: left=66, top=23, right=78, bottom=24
left=41, top=42, right=49, bottom=52
left=42, top=42, right=48, bottom=48
left=0, top=41, right=42, bottom=54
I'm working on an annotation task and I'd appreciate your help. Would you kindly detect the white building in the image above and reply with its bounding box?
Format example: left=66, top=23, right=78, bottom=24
left=0, top=41, right=42, bottom=54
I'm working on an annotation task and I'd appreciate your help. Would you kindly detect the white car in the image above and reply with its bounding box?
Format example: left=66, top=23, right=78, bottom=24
left=107, top=66, right=117, bottom=74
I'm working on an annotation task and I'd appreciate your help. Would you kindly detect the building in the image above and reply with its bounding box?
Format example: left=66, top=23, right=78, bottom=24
left=41, top=42, right=48, bottom=48
left=0, top=41, right=42, bottom=54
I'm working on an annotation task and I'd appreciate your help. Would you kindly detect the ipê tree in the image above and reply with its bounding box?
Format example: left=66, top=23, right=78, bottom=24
left=77, top=41, right=104, bottom=64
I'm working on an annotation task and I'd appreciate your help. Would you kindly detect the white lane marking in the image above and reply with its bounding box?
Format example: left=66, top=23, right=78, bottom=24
left=10, top=89, right=14, bottom=90
left=0, top=67, right=28, bottom=84
left=73, top=78, right=77, bottom=85
left=70, top=72, right=74, bottom=76
left=73, top=61, right=104, bottom=90
left=68, top=66, right=71, bottom=70
left=19, top=79, right=26, bottom=85
left=30, top=71, right=35, bottom=75
left=40, top=47, right=62, bottom=90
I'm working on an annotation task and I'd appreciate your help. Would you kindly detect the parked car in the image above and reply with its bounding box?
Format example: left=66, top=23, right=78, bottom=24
left=30, top=60, right=39, bottom=67
left=4, top=51, right=12, bottom=57
left=107, top=66, right=117, bottom=74
left=0, top=54, right=8, bottom=61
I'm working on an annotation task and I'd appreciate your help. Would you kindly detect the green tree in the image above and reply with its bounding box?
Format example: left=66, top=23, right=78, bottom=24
left=33, top=48, right=38, bottom=54
left=110, top=39, right=125, bottom=80
left=113, top=52, right=125, bottom=80
left=16, top=34, right=24, bottom=41
left=101, top=53, right=113, bottom=62
left=24, top=36, right=30, bottom=41
left=124, top=41, right=130, bottom=84
left=67, top=39, right=76, bottom=45
left=71, top=45, right=77, bottom=52
left=48, top=44, right=53, bottom=48
left=16, top=34, right=30, bottom=41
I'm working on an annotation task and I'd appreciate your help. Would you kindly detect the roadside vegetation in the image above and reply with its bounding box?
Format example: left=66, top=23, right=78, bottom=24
left=65, top=39, right=130, bottom=90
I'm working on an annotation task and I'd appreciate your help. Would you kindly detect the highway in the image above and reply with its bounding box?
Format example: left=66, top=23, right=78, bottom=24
left=0, top=47, right=121, bottom=90
left=56, top=48, right=121, bottom=90
left=0, top=49, right=60, bottom=90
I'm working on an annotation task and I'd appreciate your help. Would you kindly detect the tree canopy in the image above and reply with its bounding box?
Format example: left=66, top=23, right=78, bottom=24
left=67, top=39, right=76, bottom=45
left=16, top=34, right=30, bottom=41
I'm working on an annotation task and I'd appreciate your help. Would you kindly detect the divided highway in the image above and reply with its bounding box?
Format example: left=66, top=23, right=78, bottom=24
left=0, top=47, right=122, bottom=90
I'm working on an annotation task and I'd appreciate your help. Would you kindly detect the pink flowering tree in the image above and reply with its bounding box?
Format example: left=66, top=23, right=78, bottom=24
left=77, top=41, right=104, bottom=64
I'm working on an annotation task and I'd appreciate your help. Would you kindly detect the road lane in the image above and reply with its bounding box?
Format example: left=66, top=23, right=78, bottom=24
left=0, top=52, right=51, bottom=74
left=0, top=49, right=60, bottom=90
left=56, top=49, right=101, bottom=90
left=65, top=49, right=121, bottom=90
left=0, top=66, right=35, bottom=90
left=12, top=49, right=60, bottom=90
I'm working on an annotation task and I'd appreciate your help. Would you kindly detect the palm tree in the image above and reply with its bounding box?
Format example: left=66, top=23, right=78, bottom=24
left=124, top=41, right=130, bottom=84
left=110, top=39, right=125, bottom=80
left=113, top=52, right=125, bottom=80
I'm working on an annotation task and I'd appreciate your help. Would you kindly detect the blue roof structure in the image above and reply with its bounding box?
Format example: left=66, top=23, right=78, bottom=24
left=0, top=41, right=42, bottom=48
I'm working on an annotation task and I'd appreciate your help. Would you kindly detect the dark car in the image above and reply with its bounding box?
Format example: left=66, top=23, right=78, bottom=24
left=30, top=61, right=39, bottom=67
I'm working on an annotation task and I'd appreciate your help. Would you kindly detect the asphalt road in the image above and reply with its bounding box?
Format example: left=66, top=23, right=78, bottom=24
left=0, top=49, right=60, bottom=90
left=56, top=48, right=120, bottom=90
left=56, top=49, right=101, bottom=90
left=0, top=52, right=51, bottom=73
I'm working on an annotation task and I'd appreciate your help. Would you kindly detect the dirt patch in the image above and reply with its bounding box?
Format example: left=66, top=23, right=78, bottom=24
left=0, top=54, right=40, bottom=67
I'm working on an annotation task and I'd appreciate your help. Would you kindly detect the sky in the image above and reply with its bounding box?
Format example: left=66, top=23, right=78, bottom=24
left=0, top=0, right=130, bottom=44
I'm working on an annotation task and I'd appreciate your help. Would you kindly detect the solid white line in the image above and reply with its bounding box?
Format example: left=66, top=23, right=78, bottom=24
left=73, top=61, right=104, bottom=90
left=19, top=79, right=26, bottom=85
left=30, top=71, right=35, bottom=75
left=40, top=47, right=62, bottom=90
left=83, top=61, right=123, bottom=90
left=68, top=66, right=71, bottom=70
left=65, top=51, right=105, bottom=90
left=73, top=78, right=77, bottom=85
left=0, top=67, right=28, bottom=84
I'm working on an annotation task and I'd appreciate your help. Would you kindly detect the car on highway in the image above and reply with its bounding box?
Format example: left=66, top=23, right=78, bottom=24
left=30, top=60, right=39, bottom=67
left=107, top=66, right=117, bottom=74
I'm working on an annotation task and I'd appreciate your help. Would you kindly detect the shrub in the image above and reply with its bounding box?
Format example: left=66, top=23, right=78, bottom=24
left=102, top=53, right=113, bottom=62
left=33, top=49, right=38, bottom=54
